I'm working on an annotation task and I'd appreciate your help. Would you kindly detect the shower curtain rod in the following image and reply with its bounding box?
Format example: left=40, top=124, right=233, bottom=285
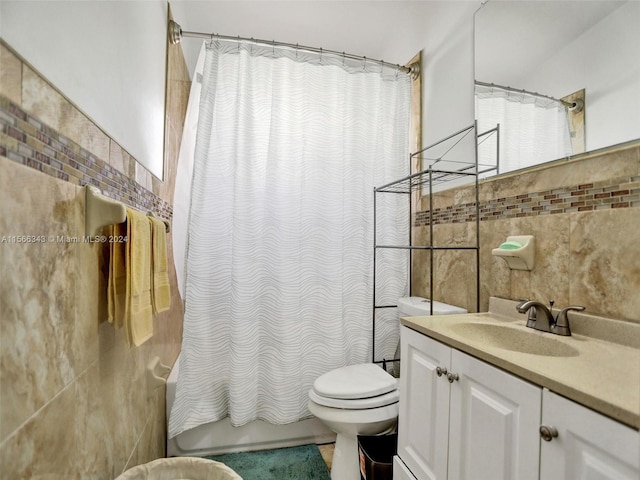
left=475, top=80, right=583, bottom=112
left=169, top=20, right=419, bottom=78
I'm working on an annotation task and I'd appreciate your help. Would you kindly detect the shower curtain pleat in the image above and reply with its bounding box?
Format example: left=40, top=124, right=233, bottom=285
left=169, top=41, right=410, bottom=438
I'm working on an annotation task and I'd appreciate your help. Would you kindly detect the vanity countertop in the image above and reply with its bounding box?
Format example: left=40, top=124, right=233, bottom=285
left=401, top=297, right=640, bottom=430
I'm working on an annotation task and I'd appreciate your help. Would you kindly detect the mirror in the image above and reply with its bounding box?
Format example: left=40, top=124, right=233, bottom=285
left=474, top=0, right=640, bottom=175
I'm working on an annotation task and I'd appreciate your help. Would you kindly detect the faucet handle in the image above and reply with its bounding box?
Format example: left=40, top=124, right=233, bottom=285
left=553, top=306, right=585, bottom=336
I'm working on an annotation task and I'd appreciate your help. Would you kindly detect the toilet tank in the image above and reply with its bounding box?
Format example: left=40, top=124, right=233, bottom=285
left=397, top=296, right=467, bottom=317
left=391, top=297, right=467, bottom=378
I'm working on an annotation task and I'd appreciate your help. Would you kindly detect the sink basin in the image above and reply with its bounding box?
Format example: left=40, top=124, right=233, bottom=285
left=449, top=322, right=580, bottom=357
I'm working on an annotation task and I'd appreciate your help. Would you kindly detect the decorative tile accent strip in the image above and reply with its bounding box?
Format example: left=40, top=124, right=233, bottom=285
left=0, top=95, right=172, bottom=221
left=414, top=176, right=639, bottom=227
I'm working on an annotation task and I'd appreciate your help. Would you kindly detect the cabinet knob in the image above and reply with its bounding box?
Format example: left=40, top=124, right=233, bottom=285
left=436, top=367, right=447, bottom=377
left=540, top=425, right=558, bottom=442
left=446, top=372, right=459, bottom=383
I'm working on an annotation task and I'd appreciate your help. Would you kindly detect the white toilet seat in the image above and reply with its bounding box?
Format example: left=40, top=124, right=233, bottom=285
left=309, top=387, right=399, bottom=409
left=309, top=363, right=399, bottom=409
left=312, top=363, right=398, bottom=399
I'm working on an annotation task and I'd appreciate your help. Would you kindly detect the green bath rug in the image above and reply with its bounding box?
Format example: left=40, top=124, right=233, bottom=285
left=205, top=444, right=331, bottom=480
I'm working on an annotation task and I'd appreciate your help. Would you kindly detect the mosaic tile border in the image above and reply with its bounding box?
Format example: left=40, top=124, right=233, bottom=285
left=0, top=95, right=172, bottom=221
left=415, top=175, right=640, bottom=227
left=4, top=88, right=636, bottom=230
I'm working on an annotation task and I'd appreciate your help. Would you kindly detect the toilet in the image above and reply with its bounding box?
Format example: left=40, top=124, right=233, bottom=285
left=307, top=363, right=399, bottom=480
left=308, top=297, right=467, bottom=480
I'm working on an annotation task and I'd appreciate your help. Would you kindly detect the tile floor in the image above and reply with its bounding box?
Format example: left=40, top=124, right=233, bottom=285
left=318, top=443, right=335, bottom=471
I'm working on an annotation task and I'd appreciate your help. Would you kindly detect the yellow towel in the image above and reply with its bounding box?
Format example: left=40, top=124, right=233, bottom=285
left=149, top=216, right=171, bottom=314
left=108, top=222, right=127, bottom=329
left=125, top=208, right=154, bottom=346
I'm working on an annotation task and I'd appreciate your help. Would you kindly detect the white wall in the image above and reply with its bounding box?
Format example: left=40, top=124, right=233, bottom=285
left=0, top=1, right=167, bottom=179
left=408, top=1, right=479, bottom=149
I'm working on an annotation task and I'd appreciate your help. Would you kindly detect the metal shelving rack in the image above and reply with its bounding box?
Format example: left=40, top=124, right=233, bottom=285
left=372, top=123, right=497, bottom=366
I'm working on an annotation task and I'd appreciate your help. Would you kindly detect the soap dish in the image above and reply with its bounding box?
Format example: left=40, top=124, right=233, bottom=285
left=492, top=235, right=535, bottom=271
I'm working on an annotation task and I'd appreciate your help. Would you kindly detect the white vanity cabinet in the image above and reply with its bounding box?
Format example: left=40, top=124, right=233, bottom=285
left=394, top=325, right=640, bottom=480
left=395, top=326, right=541, bottom=480
left=540, top=390, right=640, bottom=479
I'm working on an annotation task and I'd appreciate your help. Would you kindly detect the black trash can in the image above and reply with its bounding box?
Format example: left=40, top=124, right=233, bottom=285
left=357, top=433, right=398, bottom=480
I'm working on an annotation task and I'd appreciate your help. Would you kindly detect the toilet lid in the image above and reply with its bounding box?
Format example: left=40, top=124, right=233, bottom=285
left=312, top=364, right=398, bottom=400
left=309, top=387, right=400, bottom=409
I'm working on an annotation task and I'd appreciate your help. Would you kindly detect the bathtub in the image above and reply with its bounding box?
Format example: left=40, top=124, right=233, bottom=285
left=166, top=355, right=336, bottom=457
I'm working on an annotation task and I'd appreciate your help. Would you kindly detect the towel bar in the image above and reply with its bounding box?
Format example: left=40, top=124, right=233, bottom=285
left=84, top=185, right=170, bottom=235
left=148, top=211, right=171, bottom=233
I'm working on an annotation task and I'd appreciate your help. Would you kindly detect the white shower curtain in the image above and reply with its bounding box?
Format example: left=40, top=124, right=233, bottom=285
left=475, top=83, right=572, bottom=173
left=169, top=41, right=410, bottom=438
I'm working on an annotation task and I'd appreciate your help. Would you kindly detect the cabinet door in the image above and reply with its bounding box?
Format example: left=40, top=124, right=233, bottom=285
left=397, top=326, right=451, bottom=480
left=448, top=350, right=542, bottom=480
left=394, top=456, right=419, bottom=480
left=540, top=389, right=640, bottom=480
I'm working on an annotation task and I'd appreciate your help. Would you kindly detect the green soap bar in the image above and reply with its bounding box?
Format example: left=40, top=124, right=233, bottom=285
left=499, top=241, right=522, bottom=250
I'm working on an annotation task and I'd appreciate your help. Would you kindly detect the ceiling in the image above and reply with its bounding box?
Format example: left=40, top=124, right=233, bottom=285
left=169, top=0, right=628, bottom=83
left=168, top=1, right=444, bottom=79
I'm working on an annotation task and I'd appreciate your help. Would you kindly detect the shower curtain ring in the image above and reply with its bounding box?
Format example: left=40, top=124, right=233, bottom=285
left=342, top=52, right=346, bottom=67
left=272, top=39, right=275, bottom=56
left=320, top=47, right=323, bottom=64
left=295, top=43, right=299, bottom=59
left=362, top=56, right=367, bottom=71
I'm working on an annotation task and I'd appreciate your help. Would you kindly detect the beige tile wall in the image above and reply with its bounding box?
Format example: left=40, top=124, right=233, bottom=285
left=0, top=30, right=190, bottom=479
left=412, top=144, right=640, bottom=323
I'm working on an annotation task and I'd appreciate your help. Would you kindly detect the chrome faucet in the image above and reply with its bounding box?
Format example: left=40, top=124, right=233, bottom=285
left=516, top=300, right=585, bottom=336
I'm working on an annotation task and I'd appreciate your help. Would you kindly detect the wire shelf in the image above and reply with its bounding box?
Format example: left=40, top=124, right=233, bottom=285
left=372, top=123, right=487, bottom=365
left=375, top=165, right=480, bottom=194
left=375, top=124, right=497, bottom=194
